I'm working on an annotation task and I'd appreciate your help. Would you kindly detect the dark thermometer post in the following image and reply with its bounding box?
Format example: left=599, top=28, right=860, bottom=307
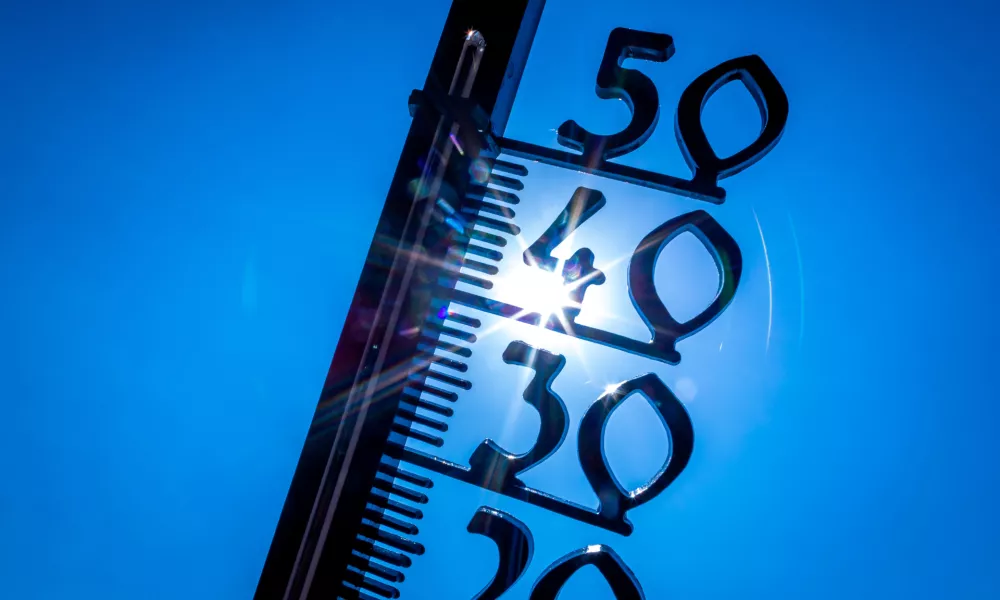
left=255, top=0, right=788, bottom=598
left=254, top=2, right=546, bottom=599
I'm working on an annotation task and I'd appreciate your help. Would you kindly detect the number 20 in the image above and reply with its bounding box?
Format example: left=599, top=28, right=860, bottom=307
left=468, top=507, right=644, bottom=599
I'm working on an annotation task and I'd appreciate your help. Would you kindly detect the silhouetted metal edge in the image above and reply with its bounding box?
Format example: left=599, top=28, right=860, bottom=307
left=253, top=2, right=546, bottom=599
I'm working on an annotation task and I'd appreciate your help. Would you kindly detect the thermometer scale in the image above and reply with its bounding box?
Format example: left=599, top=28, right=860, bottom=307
left=254, top=1, right=787, bottom=598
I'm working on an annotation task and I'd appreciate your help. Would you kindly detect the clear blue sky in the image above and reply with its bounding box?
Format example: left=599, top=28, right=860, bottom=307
left=1, top=0, right=998, bottom=598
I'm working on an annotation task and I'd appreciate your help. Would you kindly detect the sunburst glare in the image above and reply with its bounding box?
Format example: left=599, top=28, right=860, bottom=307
left=492, top=265, right=576, bottom=322
left=603, top=381, right=625, bottom=396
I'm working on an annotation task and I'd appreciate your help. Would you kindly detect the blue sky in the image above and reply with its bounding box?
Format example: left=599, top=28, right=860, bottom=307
left=1, top=0, right=998, bottom=598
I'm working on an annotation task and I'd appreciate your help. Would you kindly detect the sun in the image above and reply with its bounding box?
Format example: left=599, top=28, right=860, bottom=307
left=492, top=266, right=577, bottom=322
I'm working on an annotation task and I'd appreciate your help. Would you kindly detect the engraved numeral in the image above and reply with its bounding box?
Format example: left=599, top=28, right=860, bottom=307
left=467, top=508, right=644, bottom=599
left=578, top=373, right=694, bottom=530
left=522, top=187, right=608, bottom=323
left=628, top=209, right=742, bottom=363
left=467, top=349, right=692, bottom=534
left=467, top=507, right=533, bottom=600
left=468, top=341, right=569, bottom=490
left=676, top=55, right=789, bottom=187
left=523, top=187, right=606, bottom=273
left=558, top=28, right=675, bottom=164
left=530, top=545, right=644, bottom=600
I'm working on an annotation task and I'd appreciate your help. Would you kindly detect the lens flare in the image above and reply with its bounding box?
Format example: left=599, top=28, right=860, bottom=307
left=469, top=158, right=490, bottom=184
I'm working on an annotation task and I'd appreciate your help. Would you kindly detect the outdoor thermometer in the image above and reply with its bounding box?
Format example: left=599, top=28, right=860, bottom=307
left=254, top=1, right=788, bottom=598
